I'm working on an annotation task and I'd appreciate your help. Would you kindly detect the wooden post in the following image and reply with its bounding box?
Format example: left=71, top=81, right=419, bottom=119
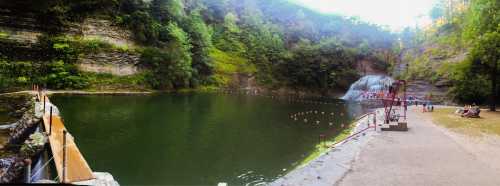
left=318, top=135, right=321, bottom=146
left=49, top=107, right=52, bottom=136
left=62, top=130, right=67, bottom=183
left=43, top=96, right=46, bottom=113
left=24, top=159, right=32, bottom=183
left=319, top=134, right=326, bottom=147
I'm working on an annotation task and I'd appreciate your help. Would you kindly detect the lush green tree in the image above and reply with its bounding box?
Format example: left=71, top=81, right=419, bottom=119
left=126, top=11, right=160, bottom=44
left=141, top=22, right=193, bottom=89
left=43, top=60, right=89, bottom=89
left=449, top=59, right=490, bottom=104
left=203, top=0, right=230, bottom=22
left=468, top=32, right=500, bottom=111
left=165, top=22, right=193, bottom=87
left=1, top=0, right=400, bottom=92
left=465, top=0, right=499, bottom=38
left=213, top=12, right=246, bottom=54
left=277, top=38, right=359, bottom=89
left=242, top=23, right=286, bottom=84
left=151, top=0, right=185, bottom=22
left=185, top=11, right=213, bottom=84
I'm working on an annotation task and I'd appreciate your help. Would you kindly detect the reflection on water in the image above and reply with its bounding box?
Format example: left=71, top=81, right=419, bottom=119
left=0, top=110, right=13, bottom=124
left=53, top=93, right=363, bottom=185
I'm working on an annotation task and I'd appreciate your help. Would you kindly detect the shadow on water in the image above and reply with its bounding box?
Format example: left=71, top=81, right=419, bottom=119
left=52, top=93, right=364, bottom=185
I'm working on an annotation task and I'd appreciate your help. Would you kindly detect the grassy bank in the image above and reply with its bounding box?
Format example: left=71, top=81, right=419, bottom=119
left=431, top=108, right=500, bottom=137
left=296, top=119, right=360, bottom=167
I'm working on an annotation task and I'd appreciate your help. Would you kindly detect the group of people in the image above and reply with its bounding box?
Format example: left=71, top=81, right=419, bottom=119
left=455, top=104, right=481, bottom=118
left=407, top=95, right=423, bottom=106
left=422, top=101, right=434, bottom=112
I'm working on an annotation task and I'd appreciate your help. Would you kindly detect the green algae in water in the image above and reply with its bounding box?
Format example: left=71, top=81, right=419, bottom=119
left=52, top=93, right=364, bottom=185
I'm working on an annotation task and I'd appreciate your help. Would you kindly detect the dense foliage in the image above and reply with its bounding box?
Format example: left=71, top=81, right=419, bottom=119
left=115, top=0, right=398, bottom=90
left=0, top=0, right=399, bottom=93
left=400, top=0, right=499, bottom=109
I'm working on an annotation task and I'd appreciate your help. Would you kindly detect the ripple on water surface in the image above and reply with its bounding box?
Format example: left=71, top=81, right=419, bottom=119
left=52, top=93, right=364, bottom=185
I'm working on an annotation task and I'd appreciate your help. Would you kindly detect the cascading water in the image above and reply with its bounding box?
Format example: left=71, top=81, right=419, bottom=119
left=341, top=75, right=394, bottom=101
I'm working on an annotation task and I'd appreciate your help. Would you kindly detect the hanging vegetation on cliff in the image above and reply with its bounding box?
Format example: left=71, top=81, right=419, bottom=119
left=0, top=0, right=398, bottom=92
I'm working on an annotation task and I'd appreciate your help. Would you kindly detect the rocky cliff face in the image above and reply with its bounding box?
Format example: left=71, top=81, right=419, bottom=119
left=0, top=94, right=46, bottom=184
left=355, top=59, right=387, bottom=76
left=0, top=10, right=142, bottom=76
left=391, top=39, right=469, bottom=104
left=77, top=51, right=141, bottom=76
left=77, top=18, right=142, bottom=76
left=80, top=18, right=136, bottom=48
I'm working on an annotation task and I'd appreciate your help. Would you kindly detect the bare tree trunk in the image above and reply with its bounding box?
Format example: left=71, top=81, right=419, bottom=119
left=490, top=61, right=497, bottom=111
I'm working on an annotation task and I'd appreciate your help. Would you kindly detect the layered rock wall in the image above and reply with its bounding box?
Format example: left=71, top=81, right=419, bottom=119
left=77, top=51, right=141, bottom=76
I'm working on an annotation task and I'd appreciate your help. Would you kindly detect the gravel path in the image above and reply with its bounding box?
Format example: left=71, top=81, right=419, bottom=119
left=337, top=106, right=500, bottom=186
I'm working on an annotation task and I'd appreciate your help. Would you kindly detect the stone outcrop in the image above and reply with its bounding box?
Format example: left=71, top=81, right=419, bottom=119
left=0, top=94, right=47, bottom=184
left=0, top=94, right=32, bottom=121
left=19, top=132, right=46, bottom=158
left=77, top=51, right=141, bottom=76
left=0, top=156, right=27, bottom=183
left=6, top=97, right=41, bottom=146
left=0, top=27, right=42, bottom=45
left=80, top=18, right=136, bottom=48
left=76, top=18, right=142, bottom=76
left=355, top=59, right=387, bottom=76
left=0, top=9, right=142, bottom=76
left=0, top=132, right=47, bottom=184
left=406, top=80, right=450, bottom=104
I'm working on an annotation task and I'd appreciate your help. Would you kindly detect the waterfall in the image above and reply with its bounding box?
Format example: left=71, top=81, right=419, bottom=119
left=341, top=75, right=394, bottom=101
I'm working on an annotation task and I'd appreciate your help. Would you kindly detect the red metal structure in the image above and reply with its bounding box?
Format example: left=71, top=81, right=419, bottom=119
left=382, top=80, right=407, bottom=124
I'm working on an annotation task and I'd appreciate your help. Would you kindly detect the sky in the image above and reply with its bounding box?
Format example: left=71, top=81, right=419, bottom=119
left=292, top=0, right=438, bottom=31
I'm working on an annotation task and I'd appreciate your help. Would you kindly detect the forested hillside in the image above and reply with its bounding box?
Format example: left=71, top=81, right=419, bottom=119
left=0, top=0, right=397, bottom=92
left=398, top=0, right=499, bottom=109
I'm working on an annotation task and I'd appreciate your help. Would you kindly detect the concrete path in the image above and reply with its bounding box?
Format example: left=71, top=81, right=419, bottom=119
left=337, top=107, right=500, bottom=186
left=271, top=114, right=379, bottom=186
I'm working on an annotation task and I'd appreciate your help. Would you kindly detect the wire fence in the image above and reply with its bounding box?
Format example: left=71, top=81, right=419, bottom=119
left=31, top=88, right=74, bottom=183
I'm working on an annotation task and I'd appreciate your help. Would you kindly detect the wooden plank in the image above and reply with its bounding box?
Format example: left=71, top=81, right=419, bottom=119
left=42, top=100, right=95, bottom=183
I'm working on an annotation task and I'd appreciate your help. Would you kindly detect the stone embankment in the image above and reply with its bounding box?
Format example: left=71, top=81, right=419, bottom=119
left=0, top=92, right=120, bottom=185
left=271, top=110, right=383, bottom=186
left=0, top=93, right=46, bottom=183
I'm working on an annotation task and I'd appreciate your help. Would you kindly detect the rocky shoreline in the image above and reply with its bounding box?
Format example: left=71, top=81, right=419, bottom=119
left=0, top=93, right=46, bottom=183
left=0, top=91, right=120, bottom=185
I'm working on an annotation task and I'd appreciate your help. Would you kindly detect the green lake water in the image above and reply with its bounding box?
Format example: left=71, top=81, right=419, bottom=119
left=0, top=109, right=14, bottom=124
left=52, top=93, right=363, bottom=186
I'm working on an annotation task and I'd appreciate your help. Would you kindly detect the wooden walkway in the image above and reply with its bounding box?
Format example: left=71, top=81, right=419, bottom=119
left=39, top=93, right=94, bottom=183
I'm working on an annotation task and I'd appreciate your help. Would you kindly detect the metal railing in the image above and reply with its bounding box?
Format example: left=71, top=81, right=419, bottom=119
left=327, top=111, right=377, bottom=148
left=31, top=84, right=70, bottom=183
